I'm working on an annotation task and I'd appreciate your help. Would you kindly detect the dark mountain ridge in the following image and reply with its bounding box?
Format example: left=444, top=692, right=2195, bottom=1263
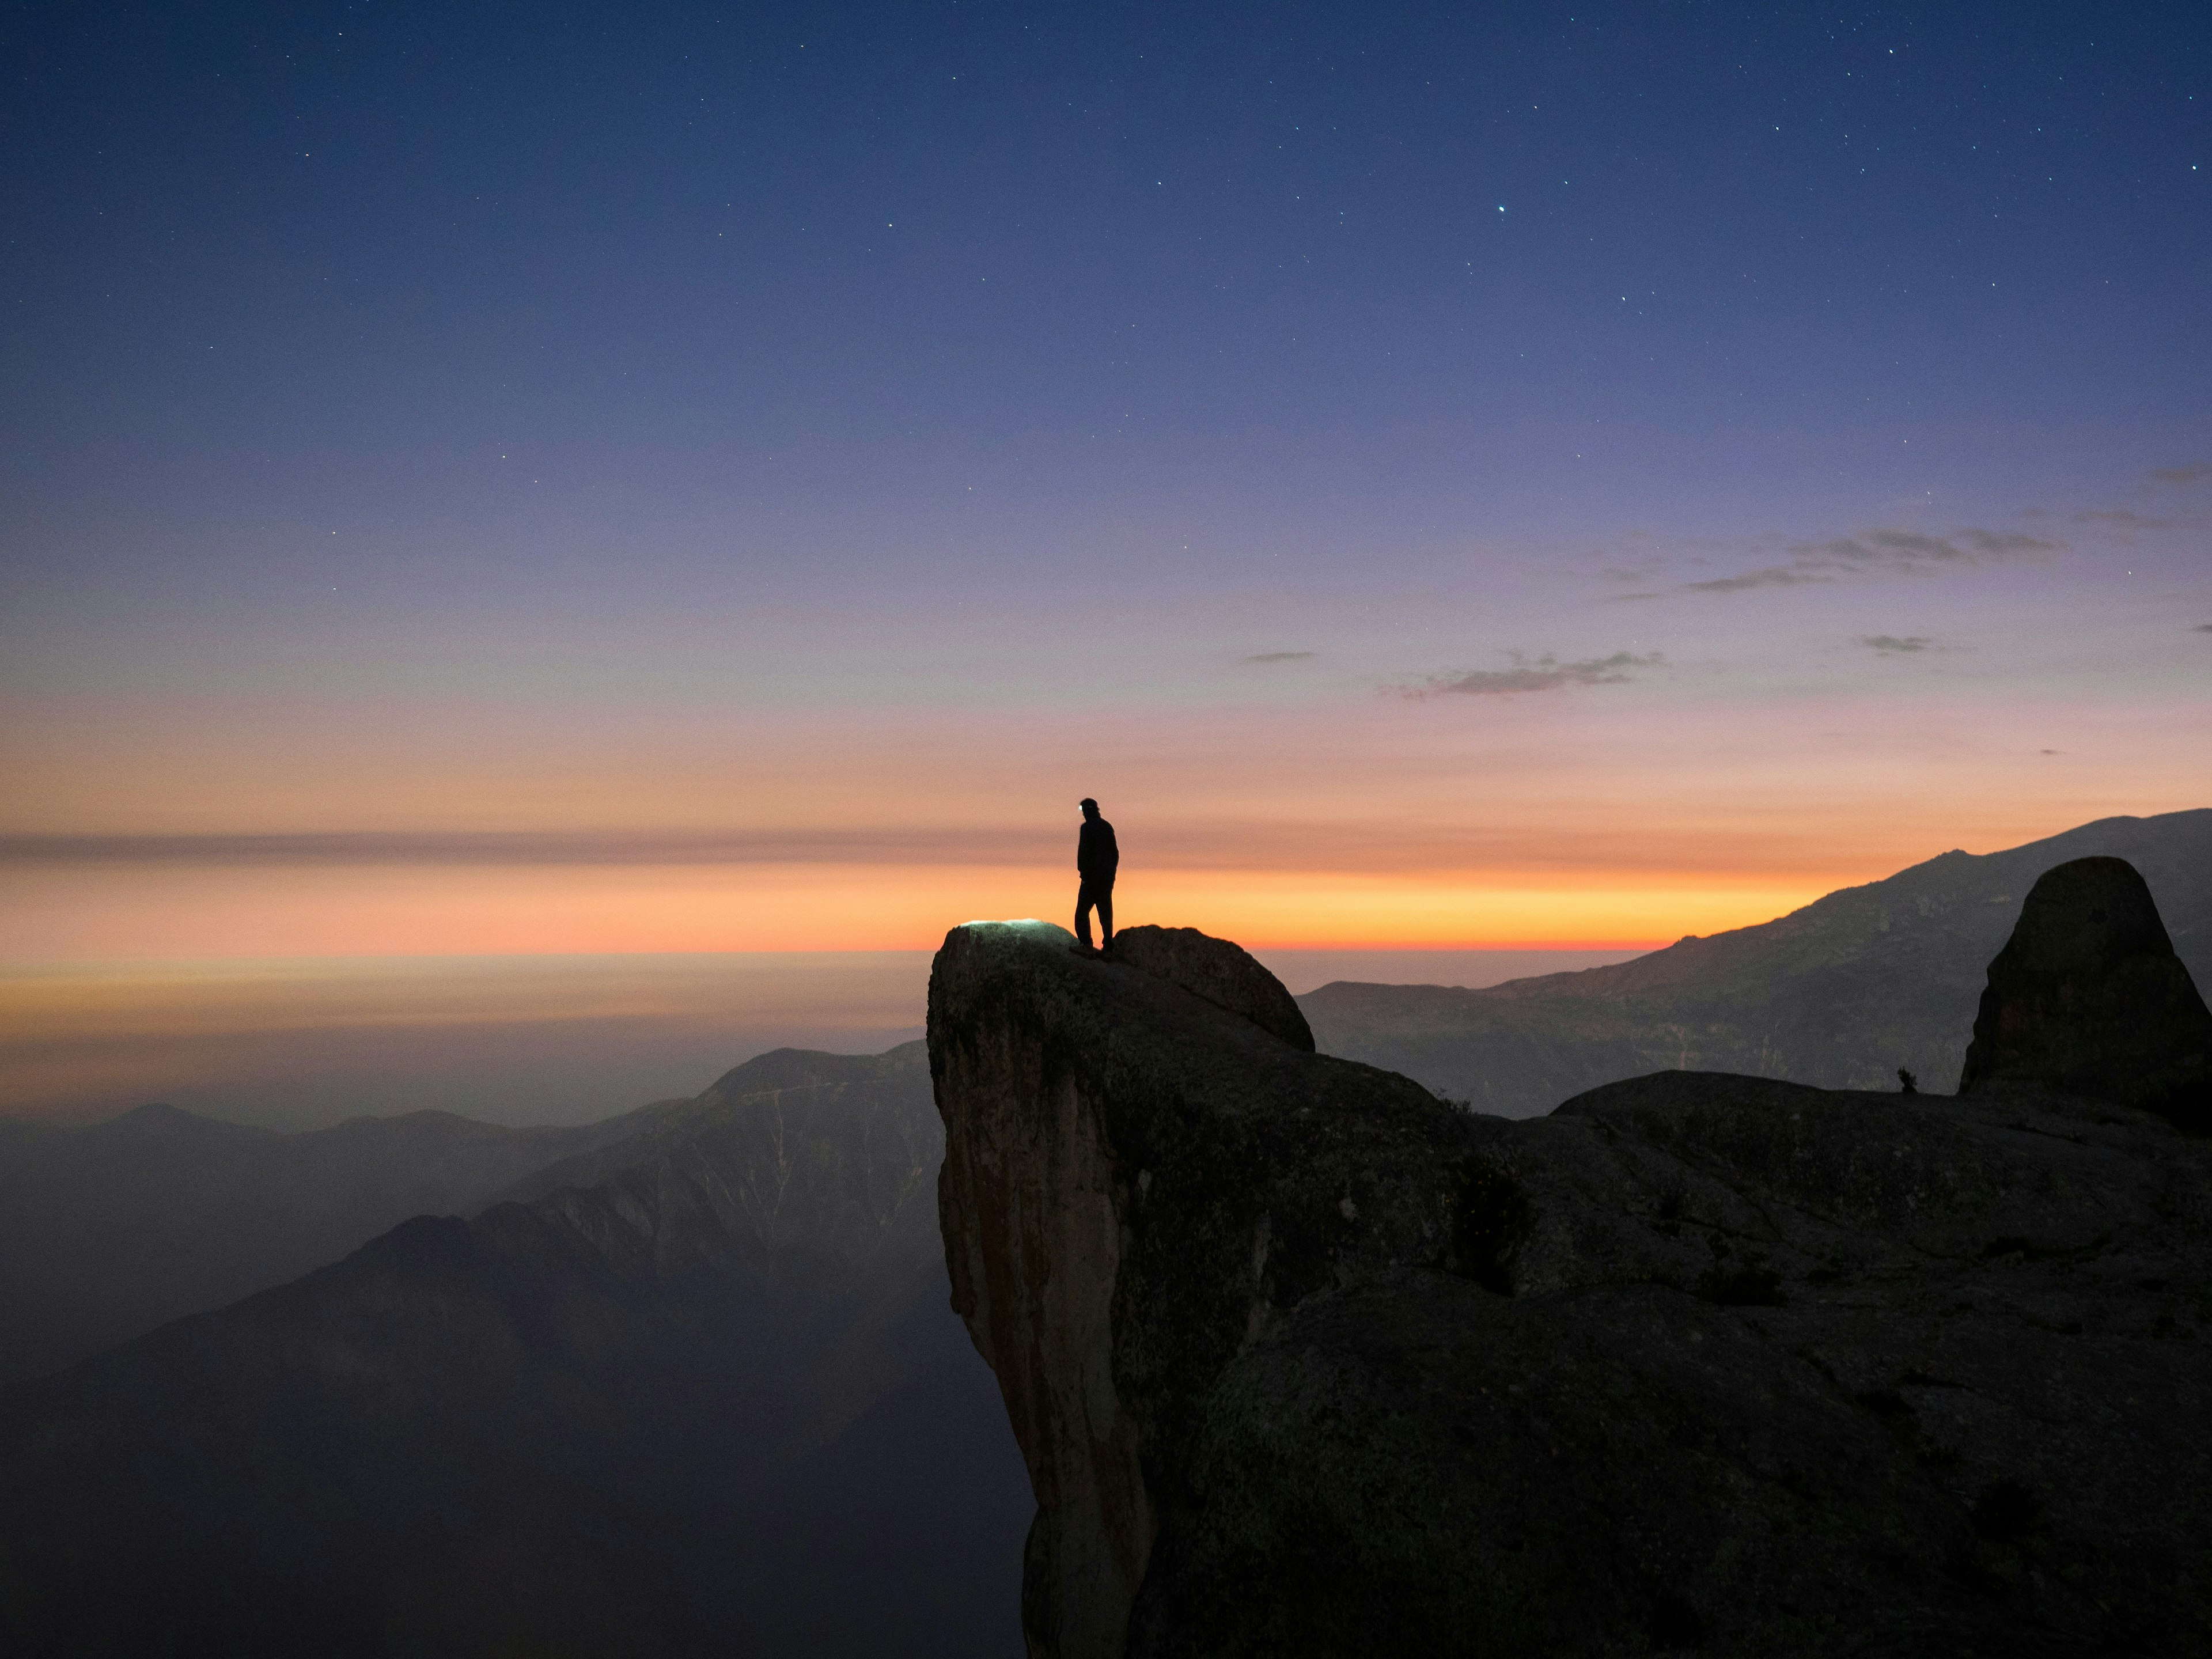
left=0, top=1041, right=1030, bottom=1658
left=1301, top=809, right=2211, bottom=1115
left=0, top=1092, right=666, bottom=1384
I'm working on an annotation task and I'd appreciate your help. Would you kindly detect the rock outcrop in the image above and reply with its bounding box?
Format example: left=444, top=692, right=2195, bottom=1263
left=931, top=919, right=2212, bottom=1658
left=1959, top=855, right=2212, bottom=1132
left=1107, top=925, right=1315, bottom=1052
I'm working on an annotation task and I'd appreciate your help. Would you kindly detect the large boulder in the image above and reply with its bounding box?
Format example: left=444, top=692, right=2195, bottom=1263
left=1959, top=855, right=2212, bottom=1132
left=930, top=920, right=2212, bottom=1658
left=1107, top=924, right=1314, bottom=1052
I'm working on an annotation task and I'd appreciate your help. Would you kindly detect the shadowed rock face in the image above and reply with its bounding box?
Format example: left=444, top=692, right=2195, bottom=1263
left=1959, top=856, right=2212, bottom=1132
left=931, top=921, right=2212, bottom=1658
left=930, top=923, right=1449, bottom=1658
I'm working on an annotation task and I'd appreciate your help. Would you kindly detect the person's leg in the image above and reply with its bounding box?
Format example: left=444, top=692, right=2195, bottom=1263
left=1099, top=886, right=1113, bottom=950
left=1074, top=885, right=1097, bottom=949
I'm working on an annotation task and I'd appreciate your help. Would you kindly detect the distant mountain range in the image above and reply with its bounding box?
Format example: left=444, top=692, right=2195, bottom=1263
left=0, top=1095, right=667, bottom=1385
left=1301, top=810, right=2212, bottom=1117
left=0, top=1043, right=1029, bottom=1658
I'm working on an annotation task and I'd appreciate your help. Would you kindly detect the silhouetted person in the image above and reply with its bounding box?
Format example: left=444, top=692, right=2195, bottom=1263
left=1075, top=798, right=1118, bottom=953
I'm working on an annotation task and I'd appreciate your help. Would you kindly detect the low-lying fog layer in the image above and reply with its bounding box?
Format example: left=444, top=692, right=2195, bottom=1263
left=0, top=948, right=1639, bottom=1129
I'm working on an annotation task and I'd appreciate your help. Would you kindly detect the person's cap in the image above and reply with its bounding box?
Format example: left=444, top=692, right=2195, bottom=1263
left=1079, top=797, right=1098, bottom=810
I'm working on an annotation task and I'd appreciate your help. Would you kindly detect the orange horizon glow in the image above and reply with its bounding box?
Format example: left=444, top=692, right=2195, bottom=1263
left=0, top=856, right=1856, bottom=962
left=7, top=646, right=2206, bottom=968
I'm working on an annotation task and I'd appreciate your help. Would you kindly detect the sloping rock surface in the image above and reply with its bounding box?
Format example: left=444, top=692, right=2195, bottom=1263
left=931, top=922, right=2212, bottom=1658
left=1108, top=924, right=1315, bottom=1052
left=1301, top=808, right=2212, bottom=1115
left=1959, top=855, right=2212, bottom=1132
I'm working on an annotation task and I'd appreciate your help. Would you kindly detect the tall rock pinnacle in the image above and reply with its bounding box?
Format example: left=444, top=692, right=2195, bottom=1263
left=1958, top=855, right=2212, bottom=1131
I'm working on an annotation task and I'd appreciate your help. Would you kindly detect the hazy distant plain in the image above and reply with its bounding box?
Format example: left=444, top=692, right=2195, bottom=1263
left=1, top=948, right=1639, bottom=1128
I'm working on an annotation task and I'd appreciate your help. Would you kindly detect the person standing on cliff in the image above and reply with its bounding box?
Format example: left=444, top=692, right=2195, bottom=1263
left=1074, top=797, right=1118, bottom=955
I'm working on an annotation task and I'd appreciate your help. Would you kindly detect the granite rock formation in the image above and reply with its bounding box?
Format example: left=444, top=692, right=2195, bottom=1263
left=1959, top=855, right=2212, bottom=1133
left=931, top=919, right=2212, bottom=1658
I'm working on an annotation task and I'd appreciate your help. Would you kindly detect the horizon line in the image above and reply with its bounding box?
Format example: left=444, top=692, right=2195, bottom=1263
left=0, top=941, right=1669, bottom=973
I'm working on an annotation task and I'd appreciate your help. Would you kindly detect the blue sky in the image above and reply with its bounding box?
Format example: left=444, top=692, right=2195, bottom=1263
left=2, top=0, right=2207, bottom=966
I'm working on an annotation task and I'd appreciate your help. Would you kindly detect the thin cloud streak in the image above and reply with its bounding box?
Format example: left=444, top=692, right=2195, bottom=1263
left=0, top=815, right=1868, bottom=878
left=1243, top=651, right=1317, bottom=663
left=1397, top=652, right=1664, bottom=699
left=2149, top=464, right=2212, bottom=485
left=1861, top=635, right=1934, bottom=654
left=1645, top=525, right=2058, bottom=599
left=1682, top=567, right=1833, bottom=594
left=0, top=829, right=1049, bottom=869
left=2073, top=510, right=2171, bottom=529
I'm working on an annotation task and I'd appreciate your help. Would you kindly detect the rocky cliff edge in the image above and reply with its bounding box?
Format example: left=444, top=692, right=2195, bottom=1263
left=931, top=915, right=2212, bottom=1658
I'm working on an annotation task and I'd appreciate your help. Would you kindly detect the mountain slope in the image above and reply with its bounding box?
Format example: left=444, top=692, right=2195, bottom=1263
left=0, top=1041, right=1031, bottom=1659
left=0, top=1097, right=664, bottom=1384
left=1301, top=809, right=2212, bottom=1116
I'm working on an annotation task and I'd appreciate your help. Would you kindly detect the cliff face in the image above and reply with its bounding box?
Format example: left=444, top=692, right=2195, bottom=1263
left=929, top=923, right=1448, bottom=1658
left=931, top=918, right=2212, bottom=1658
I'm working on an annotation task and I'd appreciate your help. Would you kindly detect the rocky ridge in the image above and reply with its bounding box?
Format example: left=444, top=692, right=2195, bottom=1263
left=1300, top=808, right=2212, bottom=1115
left=930, top=882, right=2212, bottom=1657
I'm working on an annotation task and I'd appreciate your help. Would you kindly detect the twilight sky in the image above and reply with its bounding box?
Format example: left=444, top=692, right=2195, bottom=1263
left=4, top=0, right=2209, bottom=963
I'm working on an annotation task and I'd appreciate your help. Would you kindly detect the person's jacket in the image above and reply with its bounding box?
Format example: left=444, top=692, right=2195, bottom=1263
left=1077, top=817, right=1119, bottom=883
